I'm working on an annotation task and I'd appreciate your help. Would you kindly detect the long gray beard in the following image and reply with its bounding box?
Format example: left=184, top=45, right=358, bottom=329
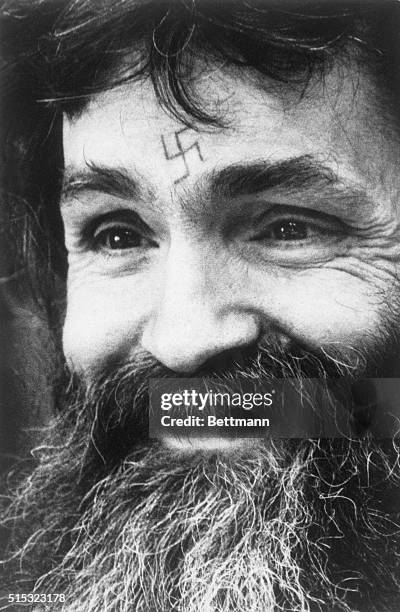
left=2, top=346, right=400, bottom=611
left=35, top=442, right=331, bottom=611
left=3, top=438, right=400, bottom=611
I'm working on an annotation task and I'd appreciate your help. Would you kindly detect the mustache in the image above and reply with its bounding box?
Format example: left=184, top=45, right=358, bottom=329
left=54, top=340, right=374, bottom=470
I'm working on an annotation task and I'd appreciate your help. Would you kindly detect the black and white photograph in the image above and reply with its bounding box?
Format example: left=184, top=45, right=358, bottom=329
left=1, top=1, right=400, bottom=610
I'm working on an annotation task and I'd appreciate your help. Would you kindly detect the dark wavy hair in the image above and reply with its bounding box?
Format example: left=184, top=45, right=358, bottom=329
left=1, top=0, right=400, bottom=323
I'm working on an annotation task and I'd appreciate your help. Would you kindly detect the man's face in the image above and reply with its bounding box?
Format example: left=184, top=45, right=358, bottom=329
left=4, top=56, right=400, bottom=612
left=61, top=60, right=400, bottom=399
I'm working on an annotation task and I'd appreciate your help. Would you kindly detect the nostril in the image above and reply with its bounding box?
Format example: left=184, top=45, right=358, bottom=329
left=194, top=344, right=261, bottom=377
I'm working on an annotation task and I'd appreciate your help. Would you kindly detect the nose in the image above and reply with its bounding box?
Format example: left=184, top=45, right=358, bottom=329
left=141, top=239, right=261, bottom=373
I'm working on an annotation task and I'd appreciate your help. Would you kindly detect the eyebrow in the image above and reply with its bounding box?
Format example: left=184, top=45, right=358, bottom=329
left=61, top=155, right=371, bottom=217
left=208, top=154, right=367, bottom=203
left=61, top=161, right=153, bottom=204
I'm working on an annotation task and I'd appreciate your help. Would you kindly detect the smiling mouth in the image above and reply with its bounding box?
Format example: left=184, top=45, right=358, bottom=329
left=162, top=435, right=258, bottom=453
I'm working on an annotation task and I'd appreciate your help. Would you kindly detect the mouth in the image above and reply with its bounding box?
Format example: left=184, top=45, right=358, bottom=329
left=162, top=435, right=259, bottom=453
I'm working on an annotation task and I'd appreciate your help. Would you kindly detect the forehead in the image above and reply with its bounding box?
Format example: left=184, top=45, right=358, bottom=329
left=62, top=62, right=389, bottom=194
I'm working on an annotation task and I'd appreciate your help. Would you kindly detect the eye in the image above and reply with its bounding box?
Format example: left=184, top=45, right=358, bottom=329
left=252, top=216, right=330, bottom=244
left=269, top=219, right=308, bottom=241
left=84, top=211, right=158, bottom=255
left=250, top=206, right=346, bottom=246
left=94, top=225, right=146, bottom=250
left=243, top=206, right=349, bottom=264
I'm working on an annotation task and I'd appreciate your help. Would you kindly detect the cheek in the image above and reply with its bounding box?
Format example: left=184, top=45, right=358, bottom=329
left=62, top=273, right=155, bottom=374
left=259, top=268, right=384, bottom=346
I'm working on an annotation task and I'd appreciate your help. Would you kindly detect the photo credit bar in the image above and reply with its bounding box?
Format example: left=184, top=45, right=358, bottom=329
left=149, top=378, right=400, bottom=440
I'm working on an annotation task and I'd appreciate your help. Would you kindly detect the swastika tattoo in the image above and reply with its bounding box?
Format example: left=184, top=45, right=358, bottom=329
left=161, top=127, right=204, bottom=184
